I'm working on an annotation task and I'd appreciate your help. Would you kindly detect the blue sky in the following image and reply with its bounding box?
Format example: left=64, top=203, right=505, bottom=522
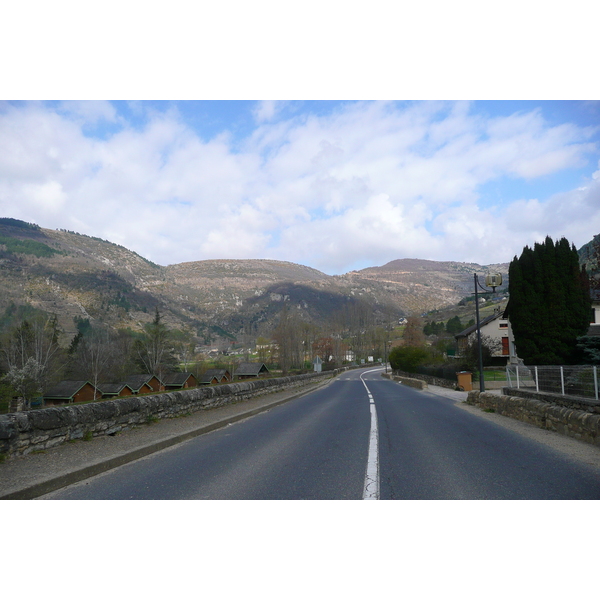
left=1, top=99, right=599, bottom=274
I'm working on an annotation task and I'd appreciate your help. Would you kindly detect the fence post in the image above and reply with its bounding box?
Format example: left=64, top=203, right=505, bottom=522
left=594, top=366, right=598, bottom=401
left=560, top=366, right=565, bottom=395
left=535, top=366, right=539, bottom=392
left=516, top=365, right=520, bottom=389
left=506, top=365, right=511, bottom=388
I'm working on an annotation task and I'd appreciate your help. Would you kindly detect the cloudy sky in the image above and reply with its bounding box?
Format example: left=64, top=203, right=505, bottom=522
left=2, top=2, right=599, bottom=276
left=1, top=99, right=599, bottom=274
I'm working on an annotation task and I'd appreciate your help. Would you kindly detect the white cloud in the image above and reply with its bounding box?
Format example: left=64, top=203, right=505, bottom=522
left=0, top=101, right=598, bottom=273
left=253, top=100, right=285, bottom=124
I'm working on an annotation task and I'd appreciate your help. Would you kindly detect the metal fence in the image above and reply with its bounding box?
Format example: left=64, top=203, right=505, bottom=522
left=505, top=364, right=600, bottom=400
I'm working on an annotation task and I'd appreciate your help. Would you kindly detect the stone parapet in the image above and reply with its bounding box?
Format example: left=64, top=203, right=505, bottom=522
left=387, top=370, right=457, bottom=390
left=500, top=387, right=600, bottom=414
left=381, top=372, right=427, bottom=390
left=0, top=371, right=337, bottom=459
left=467, top=390, right=600, bottom=447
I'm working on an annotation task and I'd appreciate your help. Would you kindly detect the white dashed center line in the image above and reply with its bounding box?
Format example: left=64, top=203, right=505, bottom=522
left=360, top=369, right=382, bottom=500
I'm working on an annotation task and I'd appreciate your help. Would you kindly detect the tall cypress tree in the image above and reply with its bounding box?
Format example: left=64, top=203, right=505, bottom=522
left=506, top=236, right=591, bottom=364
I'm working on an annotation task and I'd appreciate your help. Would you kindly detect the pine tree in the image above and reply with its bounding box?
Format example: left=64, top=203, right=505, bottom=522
left=506, top=236, right=591, bottom=364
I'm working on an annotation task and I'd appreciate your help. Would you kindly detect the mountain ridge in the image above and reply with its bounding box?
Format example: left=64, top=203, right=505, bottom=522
left=8, top=218, right=598, bottom=347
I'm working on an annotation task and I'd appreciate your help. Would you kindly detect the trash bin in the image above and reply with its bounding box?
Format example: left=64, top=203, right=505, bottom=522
left=456, top=371, right=473, bottom=391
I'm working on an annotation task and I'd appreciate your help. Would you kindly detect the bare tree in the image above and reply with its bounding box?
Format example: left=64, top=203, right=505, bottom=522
left=2, top=315, right=64, bottom=407
left=402, top=315, right=425, bottom=347
left=134, top=308, right=176, bottom=378
left=68, top=326, right=113, bottom=392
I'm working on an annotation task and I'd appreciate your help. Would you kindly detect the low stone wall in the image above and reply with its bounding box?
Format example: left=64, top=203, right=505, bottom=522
left=388, top=370, right=457, bottom=390
left=500, top=387, right=600, bottom=414
left=467, top=390, right=600, bottom=447
left=0, top=371, right=337, bottom=459
left=381, top=372, right=427, bottom=390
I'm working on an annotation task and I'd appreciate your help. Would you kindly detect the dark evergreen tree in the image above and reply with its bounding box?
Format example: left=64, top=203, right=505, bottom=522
left=506, top=236, right=591, bottom=364
left=445, top=316, right=464, bottom=335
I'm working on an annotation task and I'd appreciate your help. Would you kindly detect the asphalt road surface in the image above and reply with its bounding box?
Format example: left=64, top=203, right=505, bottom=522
left=42, top=368, right=600, bottom=499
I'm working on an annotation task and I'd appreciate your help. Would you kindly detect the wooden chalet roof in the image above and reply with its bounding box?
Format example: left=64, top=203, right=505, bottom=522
left=123, top=374, right=162, bottom=391
left=162, top=372, right=196, bottom=386
left=235, top=362, right=269, bottom=376
left=199, top=369, right=229, bottom=383
left=44, top=380, right=94, bottom=399
left=98, top=382, right=134, bottom=395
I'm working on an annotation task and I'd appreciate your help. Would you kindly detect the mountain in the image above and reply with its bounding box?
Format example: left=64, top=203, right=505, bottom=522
left=0, top=218, right=515, bottom=345
left=579, top=233, right=600, bottom=279
left=338, top=258, right=509, bottom=315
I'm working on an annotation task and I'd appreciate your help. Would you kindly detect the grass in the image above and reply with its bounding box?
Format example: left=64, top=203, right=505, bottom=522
left=82, top=431, right=93, bottom=441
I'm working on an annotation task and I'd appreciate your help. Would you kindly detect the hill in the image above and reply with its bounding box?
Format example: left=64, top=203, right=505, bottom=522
left=0, top=217, right=522, bottom=347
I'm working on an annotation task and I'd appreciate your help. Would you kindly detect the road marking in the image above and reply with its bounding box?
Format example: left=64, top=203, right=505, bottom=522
left=360, top=368, right=383, bottom=500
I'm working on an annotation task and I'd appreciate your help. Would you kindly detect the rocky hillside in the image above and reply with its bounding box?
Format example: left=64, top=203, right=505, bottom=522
left=579, top=234, right=600, bottom=281
left=0, top=217, right=517, bottom=345
left=336, top=258, right=509, bottom=315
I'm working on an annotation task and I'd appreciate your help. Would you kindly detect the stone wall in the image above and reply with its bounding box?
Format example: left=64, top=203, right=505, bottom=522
left=500, top=387, right=600, bottom=414
left=381, top=372, right=427, bottom=390
left=466, top=390, right=600, bottom=447
left=0, top=371, right=337, bottom=459
left=389, top=370, right=458, bottom=390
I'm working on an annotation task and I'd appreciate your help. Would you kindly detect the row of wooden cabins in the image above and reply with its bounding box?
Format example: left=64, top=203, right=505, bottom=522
left=42, top=363, right=270, bottom=407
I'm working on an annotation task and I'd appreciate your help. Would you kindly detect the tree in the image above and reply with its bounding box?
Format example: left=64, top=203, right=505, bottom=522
left=134, top=308, right=176, bottom=377
left=402, top=315, right=425, bottom=346
left=1, top=314, right=65, bottom=407
left=67, top=325, right=113, bottom=392
left=576, top=335, right=600, bottom=365
left=388, top=346, right=430, bottom=372
left=459, top=335, right=501, bottom=372
left=445, top=316, right=464, bottom=335
left=506, top=236, right=591, bottom=365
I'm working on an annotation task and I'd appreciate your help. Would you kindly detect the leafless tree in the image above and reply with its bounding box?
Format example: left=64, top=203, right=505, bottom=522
left=1, top=314, right=64, bottom=406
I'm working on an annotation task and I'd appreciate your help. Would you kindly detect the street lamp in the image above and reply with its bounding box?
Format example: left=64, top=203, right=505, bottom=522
left=474, top=273, right=502, bottom=393
left=384, top=338, right=388, bottom=373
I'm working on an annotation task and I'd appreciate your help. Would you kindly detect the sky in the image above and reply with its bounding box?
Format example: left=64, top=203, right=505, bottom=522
left=2, top=2, right=599, bottom=277
left=1, top=99, right=599, bottom=274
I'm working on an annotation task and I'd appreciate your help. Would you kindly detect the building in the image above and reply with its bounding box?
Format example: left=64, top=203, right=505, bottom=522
left=162, top=373, right=198, bottom=390
left=43, top=381, right=100, bottom=406
left=235, top=362, right=270, bottom=379
left=123, top=374, right=164, bottom=394
left=98, top=382, right=135, bottom=399
left=199, top=369, right=232, bottom=385
left=454, top=310, right=517, bottom=363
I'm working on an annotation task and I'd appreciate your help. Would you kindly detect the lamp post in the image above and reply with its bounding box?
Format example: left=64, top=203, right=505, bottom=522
left=384, top=338, right=388, bottom=373
left=474, top=273, right=502, bottom=393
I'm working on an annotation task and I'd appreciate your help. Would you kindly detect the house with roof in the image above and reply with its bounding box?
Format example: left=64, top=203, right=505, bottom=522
left=199, top=369, right=232, bottom=385
left=43, top=381, right=101, bottom=406
left=588, top=289, right=600, bottom=336
left=123, top=374, right=164, bottom=395
left=454, top=310, right=517, bottom=363
left=98, top=382, right=135, bottom=399
left=162, top=372, right=198, bottom=390
left=235, top=362, right=270, bottom=379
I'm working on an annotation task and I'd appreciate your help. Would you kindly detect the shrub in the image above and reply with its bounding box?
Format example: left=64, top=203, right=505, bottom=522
left=389, top=346, right=430, bottom=373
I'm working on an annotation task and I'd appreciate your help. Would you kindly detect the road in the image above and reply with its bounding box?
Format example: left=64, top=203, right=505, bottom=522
left=42, top=367, right=600, bottom=499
